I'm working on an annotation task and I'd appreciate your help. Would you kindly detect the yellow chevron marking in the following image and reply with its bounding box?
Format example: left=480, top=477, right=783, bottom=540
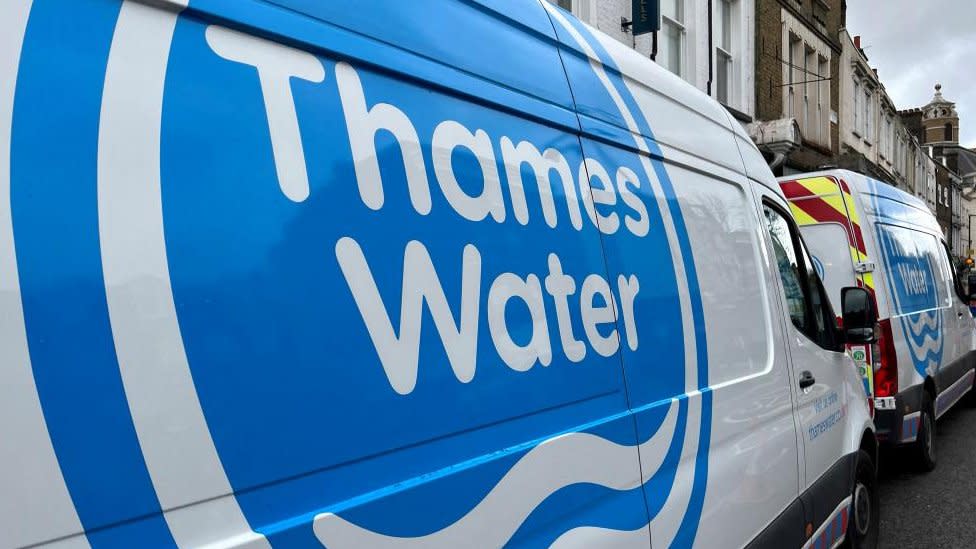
left=790, top=182, right=875, bottom=290
left=843, top=191, right=860, bottom=225
left=796, top=176, right=841, bottom=197
left=862, top=272, right=875, bottom=290
left=820, top=193, right=850, bottom=218
left=789, top=202, right=819, bottom=226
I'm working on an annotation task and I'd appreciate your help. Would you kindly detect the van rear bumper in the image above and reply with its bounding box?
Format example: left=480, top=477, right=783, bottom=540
left=874, top=384, right=925, bottom=446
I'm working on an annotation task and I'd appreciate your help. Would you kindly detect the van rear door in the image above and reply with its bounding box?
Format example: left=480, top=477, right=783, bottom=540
left=781, top=175, right=876, bottom=396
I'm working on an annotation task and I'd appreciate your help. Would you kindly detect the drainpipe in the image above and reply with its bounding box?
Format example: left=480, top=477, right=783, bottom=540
left=707, top=0, right=713, bottom=95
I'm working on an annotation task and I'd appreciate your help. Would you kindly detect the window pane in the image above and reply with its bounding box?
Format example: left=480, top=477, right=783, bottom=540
left=557, top=0, right=572, bottom=10
left=798, top=238, right=828, bottom=335
left=717, top=0, right=732, bottom=50
left=788, top=39, right=796, bottom=85
left=714, top=2, right=723, bottom=47
left=864, top=91, right=871, bottom=138
left=660, top=20, right=682, bottom=76
left=805, top=50, right=814, bottom=137
left=716, top=54, right=730, bottom=104
left=662, top=0, right=682, bottom=22
left=765, top=206, right=808, bottom=331
left=876, top=224, right=940, bottom=315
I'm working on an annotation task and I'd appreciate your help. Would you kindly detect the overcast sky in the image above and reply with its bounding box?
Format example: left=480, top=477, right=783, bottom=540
left=847, top=1, right=976, bottom=148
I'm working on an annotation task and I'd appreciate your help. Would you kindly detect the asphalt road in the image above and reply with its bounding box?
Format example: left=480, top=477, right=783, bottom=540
left=878, top=400, right=976, bottom=548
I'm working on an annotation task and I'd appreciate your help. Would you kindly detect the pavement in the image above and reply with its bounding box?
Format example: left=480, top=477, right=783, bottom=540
left=878, top=400, right=976, bottom=548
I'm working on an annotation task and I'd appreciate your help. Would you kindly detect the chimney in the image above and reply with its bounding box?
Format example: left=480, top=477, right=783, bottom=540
left=854, top=35, right=861, bottom=49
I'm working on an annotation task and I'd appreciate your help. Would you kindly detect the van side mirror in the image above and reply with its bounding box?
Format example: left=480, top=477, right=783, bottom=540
left=841, top=287, right=877, bottom=344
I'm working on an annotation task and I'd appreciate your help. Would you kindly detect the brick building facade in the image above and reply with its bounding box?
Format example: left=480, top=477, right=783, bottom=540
left=749, top=0, right=843, bottom=176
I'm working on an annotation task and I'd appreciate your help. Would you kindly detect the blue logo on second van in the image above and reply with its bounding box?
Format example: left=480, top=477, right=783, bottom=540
left=876, top=223, right=944, bottom=378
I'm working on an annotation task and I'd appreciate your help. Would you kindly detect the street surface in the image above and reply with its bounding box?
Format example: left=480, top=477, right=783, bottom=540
left=879, top=401, right=976, bottom=548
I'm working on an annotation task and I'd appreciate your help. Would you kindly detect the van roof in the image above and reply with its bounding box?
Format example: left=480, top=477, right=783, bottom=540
left=778, top=169, right=942, bottom=235
left=562, top=12, right=783, bottom=196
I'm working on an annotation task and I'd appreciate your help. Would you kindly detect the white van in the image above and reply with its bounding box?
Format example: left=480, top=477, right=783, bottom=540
left=2, top=1, right=876, bottom=547
left=780, top=169, right=976, bottom=470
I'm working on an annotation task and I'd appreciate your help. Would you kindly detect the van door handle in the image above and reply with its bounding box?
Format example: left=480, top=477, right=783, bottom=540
left=799, top=371, right=816, bottom=390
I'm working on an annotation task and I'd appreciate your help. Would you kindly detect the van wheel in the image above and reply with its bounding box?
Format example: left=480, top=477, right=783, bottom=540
left=911, top=395, right=937, bottom=472
left=842, top=450, right=879, bottom=549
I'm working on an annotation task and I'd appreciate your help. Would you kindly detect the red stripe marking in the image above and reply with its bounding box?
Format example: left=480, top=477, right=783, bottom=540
left=784, top=177, right=869, bottom=256
left=837, top=177, right=852, bottom=194
left=791, top=197, right=852, bottom=232
left=780, top=180, right=818, bottom=200
left=791, top=198, right=870, bottom=257
left=848, top=218, right=868, bottom=256
left=842, top=508, right=849, bottom=533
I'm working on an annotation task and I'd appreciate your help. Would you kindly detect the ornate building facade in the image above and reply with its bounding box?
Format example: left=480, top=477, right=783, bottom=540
left=748, top=0, right=843, bottom=176
left=901, top=85, right=976, bottom=257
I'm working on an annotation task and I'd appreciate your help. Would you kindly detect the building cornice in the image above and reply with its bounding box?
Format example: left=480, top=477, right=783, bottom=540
left=778, top=0, right=841, bottom=54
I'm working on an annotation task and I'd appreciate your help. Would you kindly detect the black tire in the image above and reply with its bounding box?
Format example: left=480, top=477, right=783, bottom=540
left=842, top=449, right=880, bottom=549
left=910, top=393, right=937, bottom=473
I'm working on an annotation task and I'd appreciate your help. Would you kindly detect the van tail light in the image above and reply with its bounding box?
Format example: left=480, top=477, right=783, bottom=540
left=873, top=318, right=898, bottom=397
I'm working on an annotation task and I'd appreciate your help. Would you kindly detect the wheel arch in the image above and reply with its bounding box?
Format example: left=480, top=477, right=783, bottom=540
left=859, top=428, right=878, bottom=471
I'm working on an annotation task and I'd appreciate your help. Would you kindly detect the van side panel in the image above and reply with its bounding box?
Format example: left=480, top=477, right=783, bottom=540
left=859, top=180, right=947, bottom=393
left=850, top=174, right=974, bottom=445
left=6, top=1, right=657, bottom=547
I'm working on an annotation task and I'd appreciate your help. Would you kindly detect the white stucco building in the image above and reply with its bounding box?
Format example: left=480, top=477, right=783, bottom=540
left=837, top=29, right=938, bottom=210
left=551, top=0, right=756, bottom=121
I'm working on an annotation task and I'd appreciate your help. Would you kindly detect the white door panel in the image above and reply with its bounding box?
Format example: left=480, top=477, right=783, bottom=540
left=759, top=196, right=850, bottom=490
left=666, top=172, right=800, bottom=548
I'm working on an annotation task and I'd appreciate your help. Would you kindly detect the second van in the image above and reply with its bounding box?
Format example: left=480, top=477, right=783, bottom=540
left=781, top=169, right=976, bottom=470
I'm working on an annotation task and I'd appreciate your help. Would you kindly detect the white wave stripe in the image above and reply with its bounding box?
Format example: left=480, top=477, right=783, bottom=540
left=907, top=310, right=939, bottom=336
left=549, top=525, right=650, bottom=548
left=98, top=1, right=269, bottom=547
left=0, top=1, right=91, bottom=548
left=906, top=332, right=942, bottom=363
left=313, top=400, right=678, bottom=548
left=649, top=395, right=701, bottom=547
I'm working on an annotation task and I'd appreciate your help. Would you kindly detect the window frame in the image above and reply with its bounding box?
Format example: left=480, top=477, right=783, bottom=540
left=763, top=200, right=841, bottom=351
left=787, top=34, right=801, bottom=120
left=940, top=240, right=966, bottom=302
left=714, top=0, right=733, bottom=104
left=659, top=0, right=686, bottom=77
left=863, top=88, right=873, bottom=144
